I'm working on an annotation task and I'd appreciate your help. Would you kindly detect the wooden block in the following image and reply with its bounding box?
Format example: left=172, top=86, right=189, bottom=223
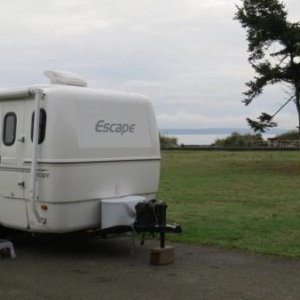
left=150, top=245, right=174, bottom=265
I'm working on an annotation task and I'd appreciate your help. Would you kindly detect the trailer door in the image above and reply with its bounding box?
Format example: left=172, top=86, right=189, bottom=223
left=0, top=100, right=28, bottom=229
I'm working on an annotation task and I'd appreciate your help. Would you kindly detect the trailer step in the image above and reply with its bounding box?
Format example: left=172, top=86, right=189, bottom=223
left=0, top=239, right=16, bottom=259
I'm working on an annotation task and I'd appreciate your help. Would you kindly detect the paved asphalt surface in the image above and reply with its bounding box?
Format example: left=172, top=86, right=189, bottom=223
left=1, top=233, right=300, bottom=300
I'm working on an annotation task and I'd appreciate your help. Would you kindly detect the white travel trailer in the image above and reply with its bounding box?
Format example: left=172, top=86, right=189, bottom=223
left=0, top=71, right=161, bottom=234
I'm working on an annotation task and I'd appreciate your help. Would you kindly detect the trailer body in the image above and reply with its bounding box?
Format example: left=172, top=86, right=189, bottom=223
left=0, top=74, right=160, bottom=233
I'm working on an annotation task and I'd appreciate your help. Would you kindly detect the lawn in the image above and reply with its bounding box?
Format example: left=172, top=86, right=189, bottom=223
left=158, top=150, right=300, bottom=258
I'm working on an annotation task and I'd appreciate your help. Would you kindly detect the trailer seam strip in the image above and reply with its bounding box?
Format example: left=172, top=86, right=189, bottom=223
left=23, top=158, right=161, bottom=166
left=0, top=167, right=48, bottom=172
left=0, top=158, right=160, bottom=170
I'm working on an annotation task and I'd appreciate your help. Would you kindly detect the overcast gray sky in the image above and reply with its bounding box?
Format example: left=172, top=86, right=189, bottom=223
left=0, top=0, right=299, bottom=129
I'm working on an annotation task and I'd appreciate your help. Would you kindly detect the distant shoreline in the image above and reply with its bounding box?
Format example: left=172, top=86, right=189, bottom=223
left=158, top=129, right=287, bottom=145
left=159, top=128, right=288, bottom=135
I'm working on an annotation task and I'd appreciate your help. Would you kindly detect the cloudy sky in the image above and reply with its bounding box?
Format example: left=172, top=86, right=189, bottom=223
left=0, top=0, right=299, bottom=130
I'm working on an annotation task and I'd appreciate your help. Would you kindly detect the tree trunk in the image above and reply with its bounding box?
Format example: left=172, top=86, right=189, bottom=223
left=295, top=86, right=300, bottom=138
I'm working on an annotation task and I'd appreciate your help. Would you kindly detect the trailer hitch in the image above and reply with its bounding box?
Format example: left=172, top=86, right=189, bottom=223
left=133, top=200, right=182, bottom=248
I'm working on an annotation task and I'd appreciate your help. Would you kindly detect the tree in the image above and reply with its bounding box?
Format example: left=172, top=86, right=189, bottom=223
left=234, top=0, right=300, bottom=134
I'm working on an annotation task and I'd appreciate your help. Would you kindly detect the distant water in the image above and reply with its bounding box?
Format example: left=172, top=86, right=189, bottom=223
left=159, top=129, right=278, bottom=145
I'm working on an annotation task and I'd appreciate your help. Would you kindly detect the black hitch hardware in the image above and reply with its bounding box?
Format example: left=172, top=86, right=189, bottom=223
left=134, top=200, right=182, bottom=248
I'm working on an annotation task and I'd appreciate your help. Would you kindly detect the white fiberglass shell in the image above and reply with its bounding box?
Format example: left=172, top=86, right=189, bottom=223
left=0, top=85, right=160, bottom=232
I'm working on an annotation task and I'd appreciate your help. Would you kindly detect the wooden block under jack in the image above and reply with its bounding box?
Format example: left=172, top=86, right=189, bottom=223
left=150, top=245, right=174, bottom=265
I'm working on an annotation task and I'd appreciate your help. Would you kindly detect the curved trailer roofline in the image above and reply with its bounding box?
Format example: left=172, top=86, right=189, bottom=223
left=0, top=85, right=150, bottom=102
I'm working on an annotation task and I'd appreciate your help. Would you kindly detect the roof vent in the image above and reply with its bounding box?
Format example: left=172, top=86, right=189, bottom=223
left=44, top=70, right=87, bottom=87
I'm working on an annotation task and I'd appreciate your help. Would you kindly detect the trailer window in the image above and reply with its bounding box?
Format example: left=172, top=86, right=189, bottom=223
left=3, top=112, right=17, bottom=146
left=31, top=109, right=47, bottom=144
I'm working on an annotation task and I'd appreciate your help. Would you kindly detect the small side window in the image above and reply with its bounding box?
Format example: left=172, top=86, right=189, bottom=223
left=31, top=109, right=47, bottom=144
left=3, top=112, right=17, bottom=146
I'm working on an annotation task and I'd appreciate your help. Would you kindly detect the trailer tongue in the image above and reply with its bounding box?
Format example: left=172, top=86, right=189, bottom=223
left=90, top=196, right=182, bottom=248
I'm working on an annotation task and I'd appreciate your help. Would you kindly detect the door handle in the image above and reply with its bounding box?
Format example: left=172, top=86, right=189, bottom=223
left=17, top=136, right=25, bottom=143
left=17, top=181, right=25, bottom=188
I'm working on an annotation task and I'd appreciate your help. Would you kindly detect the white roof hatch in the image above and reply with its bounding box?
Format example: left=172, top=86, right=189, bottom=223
left=44, top=70, right=87, bottom=87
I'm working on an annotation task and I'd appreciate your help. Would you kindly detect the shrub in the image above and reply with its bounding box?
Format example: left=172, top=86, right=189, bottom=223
left=159, top=135, right=178, bottom=148
left=213, top=132, right=265, bottom=147
left=275, top=130, right=300, bottom=140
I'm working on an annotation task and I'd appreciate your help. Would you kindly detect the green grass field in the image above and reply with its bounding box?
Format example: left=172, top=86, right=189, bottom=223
left=158, top=150, right=300, bottom=258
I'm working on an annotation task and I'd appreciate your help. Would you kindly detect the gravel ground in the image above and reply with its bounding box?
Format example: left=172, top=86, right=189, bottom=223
left=1, top=233, right=300, bottom=300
